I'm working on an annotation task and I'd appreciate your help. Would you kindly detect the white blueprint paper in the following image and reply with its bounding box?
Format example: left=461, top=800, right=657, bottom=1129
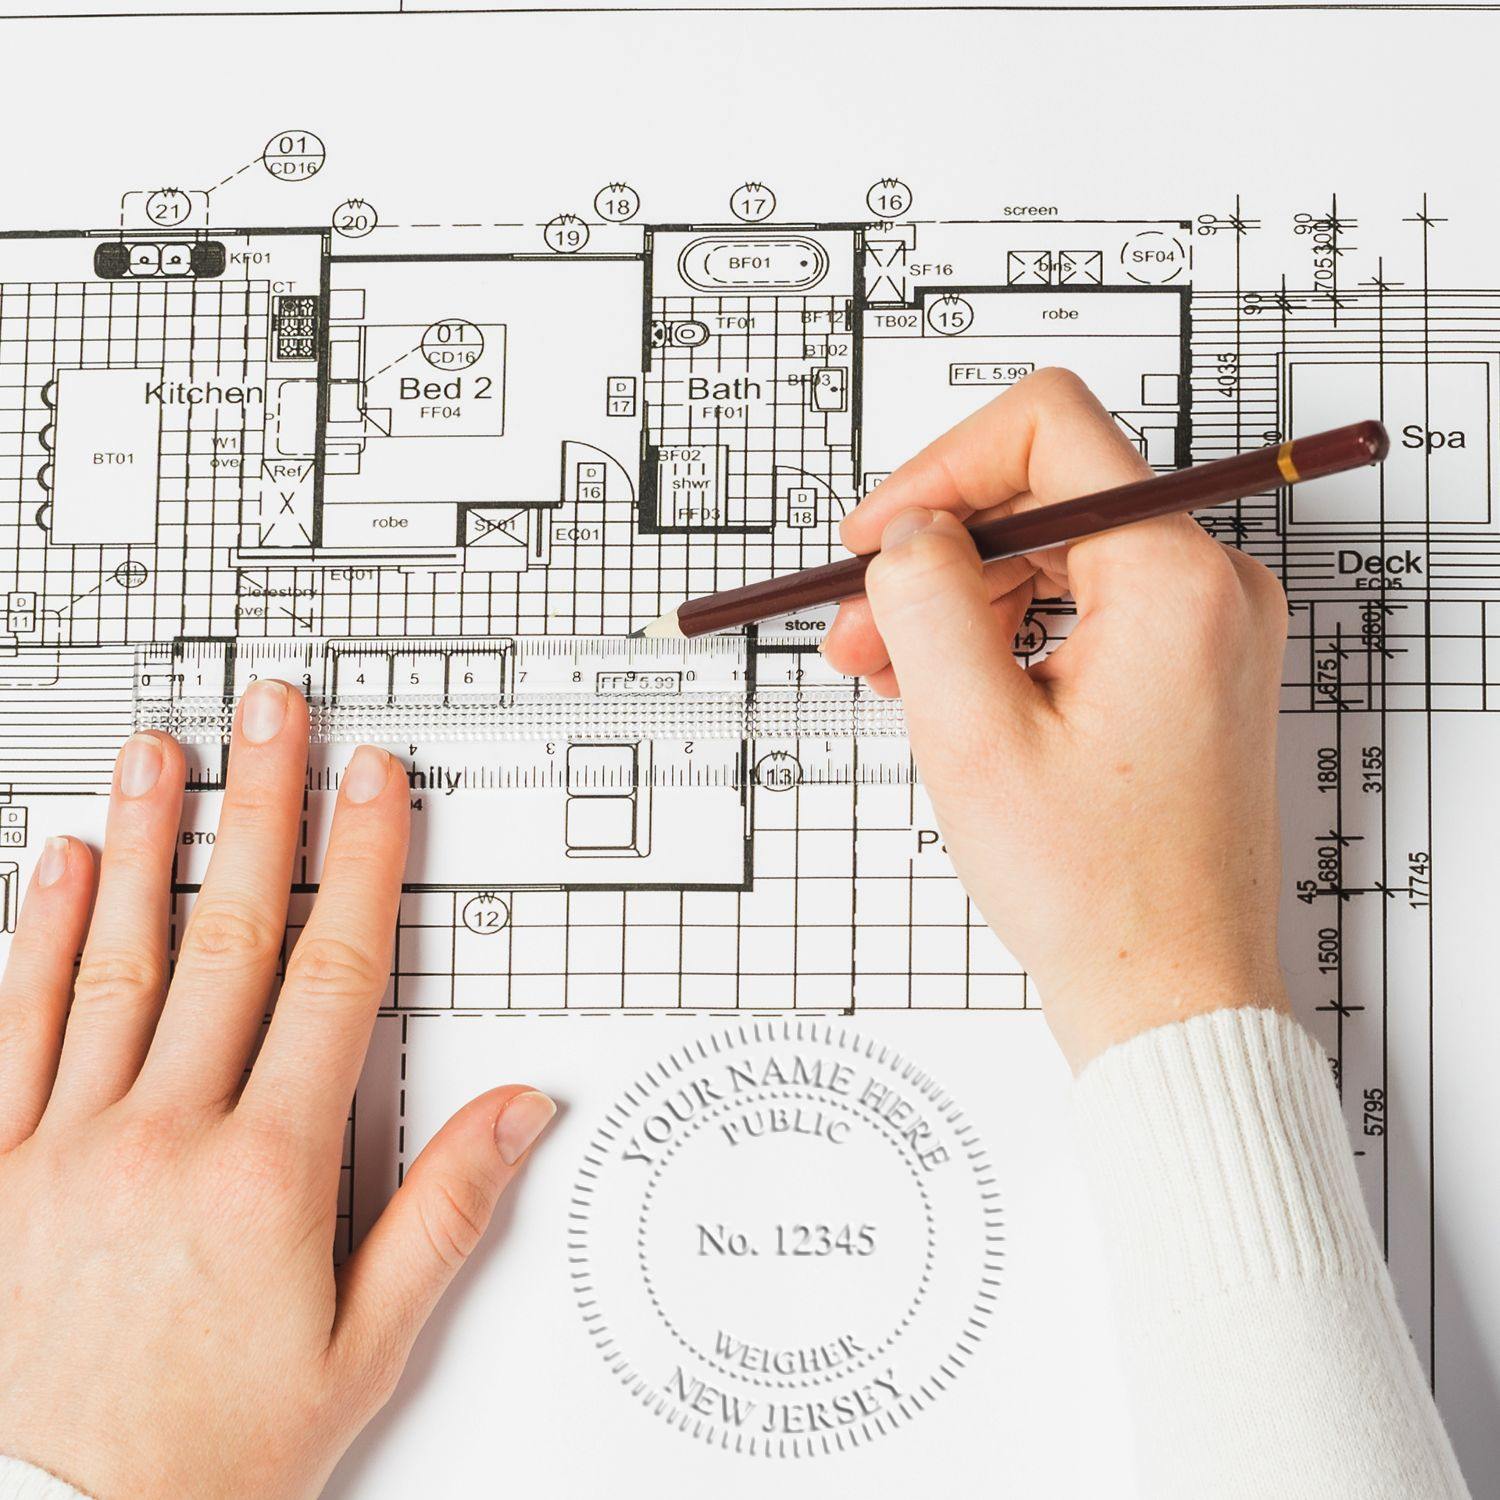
left=0, top=8, right=1497, bottom=1495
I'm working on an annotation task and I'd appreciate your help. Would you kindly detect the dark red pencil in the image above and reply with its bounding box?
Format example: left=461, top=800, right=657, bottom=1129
left=636, top=421, right=1389, bottom=640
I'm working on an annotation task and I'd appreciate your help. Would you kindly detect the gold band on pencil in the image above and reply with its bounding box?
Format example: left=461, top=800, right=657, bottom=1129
left=1276, top=441, right=1301, bottom=484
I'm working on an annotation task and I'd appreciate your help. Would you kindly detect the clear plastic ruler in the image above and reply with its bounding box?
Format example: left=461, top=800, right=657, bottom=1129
left=132, top=635, right=908, bottom=744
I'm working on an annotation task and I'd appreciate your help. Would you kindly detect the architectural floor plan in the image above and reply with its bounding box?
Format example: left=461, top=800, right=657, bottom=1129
left=1, top=6, right=1498, bottom=1495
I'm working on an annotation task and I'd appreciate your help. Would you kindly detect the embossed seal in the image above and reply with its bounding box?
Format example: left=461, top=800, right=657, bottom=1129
left=569, top=1020, right=1004, bottom=1457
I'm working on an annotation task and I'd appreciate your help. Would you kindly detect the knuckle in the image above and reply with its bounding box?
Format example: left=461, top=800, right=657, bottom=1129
left=1183, top=546, right=1244, bottom=614
left=213, top=789, right=284, bottom=835
left=1023, top=365, right=1088, bottom=401
left=327, top=840, right=399, bottom=891
left=286, top=933, right=387, bottom=1004
left=1266, top=594, right=1290, bottom=643
left=417, top=1171, right=494, bottom=1271
left=1241, top=554, right=1290, bottom=624
left=72, top=951, right=162, bottom=1014
left=867, top=530, right=966, bottom=598
left=183, top=902, right=281, bottom=969
left=221, top=1113, right=307, bottom=1199
left=105, top=1106, right=187, bottom=1187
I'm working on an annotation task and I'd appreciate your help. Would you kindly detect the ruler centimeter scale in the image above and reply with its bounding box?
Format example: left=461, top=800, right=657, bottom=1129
left=133, top=635, right=909, bottom=744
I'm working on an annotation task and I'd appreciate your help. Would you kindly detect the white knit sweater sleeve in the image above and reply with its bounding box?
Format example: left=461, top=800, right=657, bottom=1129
left=1075, top=1004, right=1470, bottom=1499
left=0, top=1460, right=88, bottom=1500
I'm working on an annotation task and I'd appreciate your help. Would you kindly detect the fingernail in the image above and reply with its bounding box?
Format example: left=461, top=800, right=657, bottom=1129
left=35, top=836, right=69, bottom=888
left=342, top=745, right=392, bottom=805
left=881, top=508, right=935, bottom=550
left=117, top=733, right=164, bottom=798
left=241, top=680, right=290, bottom=745
left=496, top=1090, right=556, bottom=1165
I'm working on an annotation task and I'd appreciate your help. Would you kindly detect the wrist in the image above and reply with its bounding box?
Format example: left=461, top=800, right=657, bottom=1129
left=1039, top=960, right=1291, bottom=1072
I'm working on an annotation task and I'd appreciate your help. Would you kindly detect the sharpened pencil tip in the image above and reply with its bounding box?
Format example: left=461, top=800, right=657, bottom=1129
left=636, top=608, right=686, bottom=640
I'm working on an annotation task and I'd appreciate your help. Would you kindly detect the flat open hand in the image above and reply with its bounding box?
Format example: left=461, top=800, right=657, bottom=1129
left=0, top=682, right=554, bottom=1500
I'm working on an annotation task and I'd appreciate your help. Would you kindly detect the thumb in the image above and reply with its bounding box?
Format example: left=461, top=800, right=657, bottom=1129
left=330, top=1085, right=556, bottom=1396
left=864, top=509, right=1045, bottom=783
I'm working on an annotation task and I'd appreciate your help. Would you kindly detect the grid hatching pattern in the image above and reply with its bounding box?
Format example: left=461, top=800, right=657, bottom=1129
left=0, top=278, right=267, bottom=646
left=647, top=293, right=856, bottom=526
left=176, top=770, right=1029, bottom=1014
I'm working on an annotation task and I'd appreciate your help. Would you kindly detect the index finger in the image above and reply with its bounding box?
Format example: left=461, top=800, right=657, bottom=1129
left=839, top=366, right=1150, bottom=555
left=236, top=744, right=409, bottom=1161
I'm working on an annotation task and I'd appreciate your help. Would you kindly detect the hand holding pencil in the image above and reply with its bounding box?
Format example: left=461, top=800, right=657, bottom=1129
left=641, top=409, right=1385, bottom=642
left=818, top=368, right=1320, bottom=1064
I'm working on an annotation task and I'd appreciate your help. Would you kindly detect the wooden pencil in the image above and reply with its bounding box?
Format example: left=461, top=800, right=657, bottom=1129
left=636, top=420, right=1390, bottom=640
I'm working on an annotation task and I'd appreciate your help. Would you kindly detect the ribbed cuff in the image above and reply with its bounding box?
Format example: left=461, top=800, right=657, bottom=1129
left=1074, top=1005, right=1381, bottom=1308
left=0, top=1459, right=91, bottom=1500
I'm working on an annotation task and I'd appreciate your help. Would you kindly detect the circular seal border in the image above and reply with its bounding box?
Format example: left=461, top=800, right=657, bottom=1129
left=568, top=1018, right=1006, bottom=1458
